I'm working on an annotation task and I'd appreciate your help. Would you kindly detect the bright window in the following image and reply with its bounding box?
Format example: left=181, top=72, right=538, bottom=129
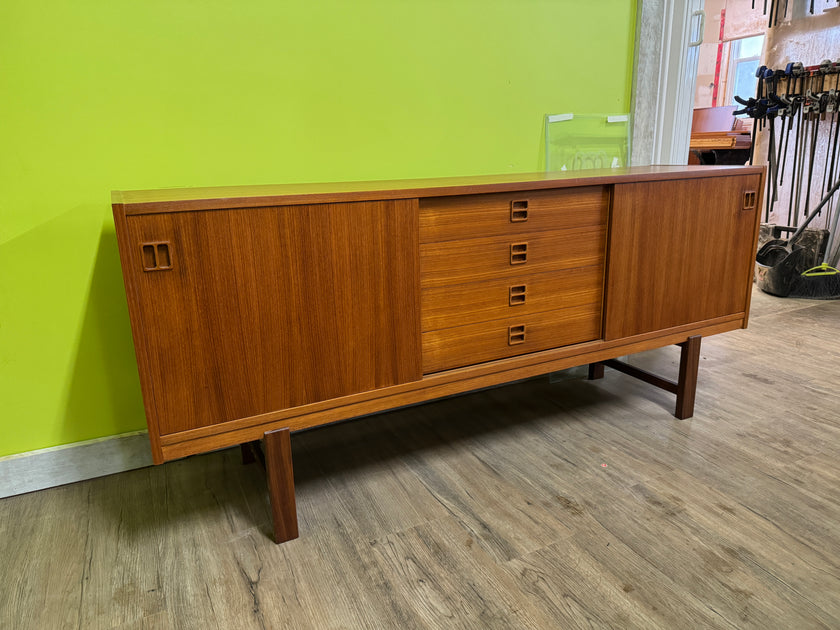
left=729, top=34, right=765, bottom=107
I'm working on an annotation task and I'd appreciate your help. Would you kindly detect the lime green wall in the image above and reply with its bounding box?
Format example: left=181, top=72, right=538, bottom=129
left=0, top=1, right=636, bottom=457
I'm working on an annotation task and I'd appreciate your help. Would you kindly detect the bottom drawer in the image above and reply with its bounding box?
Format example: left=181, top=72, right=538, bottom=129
left=422, top=303, right=602, bottom=373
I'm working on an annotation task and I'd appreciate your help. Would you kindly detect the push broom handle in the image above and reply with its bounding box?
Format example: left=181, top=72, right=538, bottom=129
left=789, top=176, right=840, bottom=243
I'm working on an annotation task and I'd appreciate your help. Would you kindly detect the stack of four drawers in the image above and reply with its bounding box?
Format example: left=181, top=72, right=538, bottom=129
left=419, top=186, right=610, bottom=373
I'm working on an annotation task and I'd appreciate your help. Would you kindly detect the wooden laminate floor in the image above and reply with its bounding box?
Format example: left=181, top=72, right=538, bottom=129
left=3, top=289, right=840, bottom=629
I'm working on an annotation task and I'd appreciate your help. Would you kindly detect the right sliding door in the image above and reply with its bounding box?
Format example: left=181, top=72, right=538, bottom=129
left=604, top=174, right=763, bottom=340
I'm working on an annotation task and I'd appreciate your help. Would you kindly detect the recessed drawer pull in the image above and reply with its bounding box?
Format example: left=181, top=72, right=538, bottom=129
left=510, top=200, right=529, bottom=222
left=510, top=242, right=528, bottom=265
left=508, top=324, right=526, bottom=345
left=509, top=284, right=527, bottom=306
left=141, top=241, right=173, bottom=272
left=742, top=190, right=757, bottom=211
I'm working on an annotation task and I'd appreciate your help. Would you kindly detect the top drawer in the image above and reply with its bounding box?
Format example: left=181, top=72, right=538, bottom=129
left=420, top=186, right=609, bottom=243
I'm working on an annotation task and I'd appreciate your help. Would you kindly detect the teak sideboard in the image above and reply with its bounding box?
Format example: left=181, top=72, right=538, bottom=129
left=112, top=165, right=765, bottom=543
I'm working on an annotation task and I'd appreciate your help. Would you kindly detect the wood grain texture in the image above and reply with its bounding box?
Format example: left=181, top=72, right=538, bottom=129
left=112, top=205, right=166, bottom=461
left=122, top=200, right=421, bottom=439
left=675, top=335, right=701, bottom=419
left=158, top=315, right=746, bottom=461
left=422, top=303, right=603, bottom=373
left=111, top=168, right=763, bottom=468
left=419, top=186, right=608, bottom=243
left=420, top=226, right=606, bottom=288
left=604, top=174, right=763, bottom=340
left=113, top=165, right=763, bottom=214
left=740, top=174, right=765, bottom=328
left=265, top=428, right=298, bottom=543
left=3, top=289, right=838, bottom=630
left=420, top=266, right=603, bottom=332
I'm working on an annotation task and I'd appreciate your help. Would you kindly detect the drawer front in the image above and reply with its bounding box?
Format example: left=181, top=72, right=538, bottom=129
left=420, top=186, right=609, bottom=243
left=421, top=265, right=603, bottom=332
left=422, top=303, right=602, bottom=373
left=420, top=226, right=605, bottom=288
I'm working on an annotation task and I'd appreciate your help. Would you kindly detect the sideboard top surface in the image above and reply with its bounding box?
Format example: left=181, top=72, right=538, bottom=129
left=113, top=165, right=765, bottom=215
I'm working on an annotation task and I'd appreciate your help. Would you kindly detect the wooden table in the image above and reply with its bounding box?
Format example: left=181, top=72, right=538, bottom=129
left=689, top=106, right=752, bottom=165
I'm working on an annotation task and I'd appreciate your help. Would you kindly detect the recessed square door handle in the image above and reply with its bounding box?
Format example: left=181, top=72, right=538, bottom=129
left=141, top=241, right=173, bottom=271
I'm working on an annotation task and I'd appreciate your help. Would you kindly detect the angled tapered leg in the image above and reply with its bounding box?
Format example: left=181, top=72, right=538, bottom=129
left=675, top=335, right=702, bottom=420
left=265, top=428, right=299, bottom=544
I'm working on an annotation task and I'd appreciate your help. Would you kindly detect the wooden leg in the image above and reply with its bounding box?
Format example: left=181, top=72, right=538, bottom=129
left=594, top=335, right=703, bottom=420
left=675, top=335, right=702, bottom=420
left=240, top=442, right=257, bottom=465
left=264, top=428, right=299, bottom=544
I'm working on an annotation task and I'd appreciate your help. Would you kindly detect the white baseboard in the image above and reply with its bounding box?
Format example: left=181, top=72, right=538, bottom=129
left=0, top=431, right=154, bottom=499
